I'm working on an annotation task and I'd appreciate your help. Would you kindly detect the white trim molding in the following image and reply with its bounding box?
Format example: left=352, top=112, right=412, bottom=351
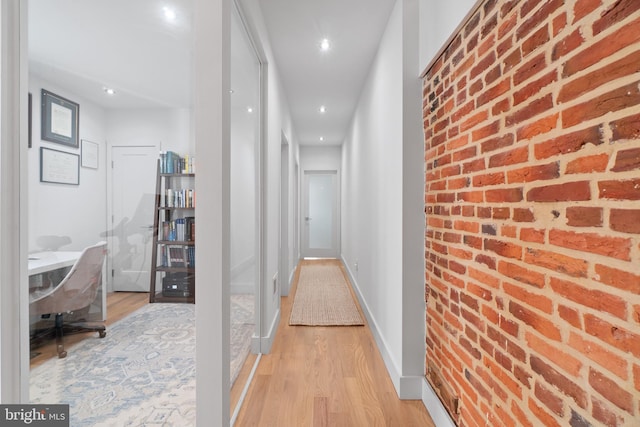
left=0, top=0, right=29, bottom=403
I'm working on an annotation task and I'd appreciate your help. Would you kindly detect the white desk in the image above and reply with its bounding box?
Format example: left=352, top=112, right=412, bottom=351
left=28, top=251, right=81, bottom=276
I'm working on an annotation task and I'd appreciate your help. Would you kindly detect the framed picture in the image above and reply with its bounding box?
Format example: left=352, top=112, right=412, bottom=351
left=81, top=139, right=99, bottom=169
left=40, top=147, right=80, bottom=185
left=41, top=89, right=79, bottom=148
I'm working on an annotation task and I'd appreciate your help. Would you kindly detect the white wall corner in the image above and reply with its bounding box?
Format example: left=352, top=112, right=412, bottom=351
left=422, top=378, right=456, bottom=427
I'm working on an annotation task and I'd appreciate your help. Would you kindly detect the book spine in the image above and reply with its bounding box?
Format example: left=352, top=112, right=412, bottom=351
left=176, top=218, right=185, bottom=241
left=159, top=151, right=166, bottom=174
left=160, top=244, right=167, bottom=267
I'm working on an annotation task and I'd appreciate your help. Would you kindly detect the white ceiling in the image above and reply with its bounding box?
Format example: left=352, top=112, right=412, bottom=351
left=29, top=0, right=396, bottom=146
left=258, top=0, right=396, bottom=145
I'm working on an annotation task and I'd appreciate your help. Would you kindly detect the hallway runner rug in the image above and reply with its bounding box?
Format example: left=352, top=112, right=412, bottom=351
left=289, top=263, right=364, bottom=326
left=30, top=296, right=254, bottom=426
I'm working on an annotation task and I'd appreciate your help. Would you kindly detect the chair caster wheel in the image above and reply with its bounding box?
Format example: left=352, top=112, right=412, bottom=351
left=99, top=331, right=107, bottom=338
left=58, top=351, right=67, bottom=358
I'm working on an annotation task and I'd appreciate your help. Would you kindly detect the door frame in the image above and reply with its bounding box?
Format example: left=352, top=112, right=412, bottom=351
left=2, top=0, right=30, bottom=402
left=301, top=170, right=340, bottom=259
left=280, top=134, right=290, bottom=295
left=106, top=144, right=158, bottom=293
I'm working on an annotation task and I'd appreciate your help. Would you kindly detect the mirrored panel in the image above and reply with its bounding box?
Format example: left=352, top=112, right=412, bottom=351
left=229, top=2, right=261, bottom=415
left=28, top=1, right=196, bottom=424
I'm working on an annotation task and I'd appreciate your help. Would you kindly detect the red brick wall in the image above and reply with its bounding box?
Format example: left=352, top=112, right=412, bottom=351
left=422, top=1, right=640, bottom=426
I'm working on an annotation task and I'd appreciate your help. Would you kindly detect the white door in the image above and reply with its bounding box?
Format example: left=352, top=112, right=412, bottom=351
left=111, top=146, right=158, bottom=292
left=302, top=171, right=339, bottom=258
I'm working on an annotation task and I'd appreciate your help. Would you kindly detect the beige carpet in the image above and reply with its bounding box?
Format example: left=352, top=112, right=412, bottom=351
left=289, top=263, right=364, bottom=326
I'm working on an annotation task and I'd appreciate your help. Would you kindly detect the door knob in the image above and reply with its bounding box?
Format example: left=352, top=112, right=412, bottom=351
left=305, top=217, right=312, bottom=221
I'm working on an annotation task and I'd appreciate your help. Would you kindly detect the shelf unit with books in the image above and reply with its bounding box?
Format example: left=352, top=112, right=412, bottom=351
left=149, top=152, right=196, bottom=303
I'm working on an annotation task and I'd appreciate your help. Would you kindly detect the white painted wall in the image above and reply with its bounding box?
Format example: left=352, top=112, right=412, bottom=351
left=28, top=75, right=108, bottom=253
left=419, top=0, right=478, bottom=73
left=300, top=145, right=341, bottom=172
left=342, top=0, right=405, bottom=393
left=341, top=0, right=426, bottom=399
left=106, top=108, right=193, bottom=154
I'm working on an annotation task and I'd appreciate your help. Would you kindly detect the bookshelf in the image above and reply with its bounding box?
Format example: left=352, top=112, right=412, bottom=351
left=149, top=152, right=196, bottom=303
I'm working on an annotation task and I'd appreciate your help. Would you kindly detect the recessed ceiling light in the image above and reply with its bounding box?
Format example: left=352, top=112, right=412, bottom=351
left=103, top=87, right=116, bottom=95
left=247, top=107, right=254, bottom=113
left=319, top=105, right=326, bottom=113
left=319, top=38, right=331, bottom=52
left=163, top=6, right=176, bottom=22
left=319, top=136, right=324, bottom=142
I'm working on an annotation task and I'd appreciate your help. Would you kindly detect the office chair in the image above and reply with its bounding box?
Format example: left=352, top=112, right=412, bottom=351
left=30, top=241, right=108, bottom=358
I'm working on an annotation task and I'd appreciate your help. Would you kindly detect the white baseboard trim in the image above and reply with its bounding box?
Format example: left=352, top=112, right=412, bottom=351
left=252, top=308, right=280, bottom=354
left=341, top=257, right=422, bottom=400
left=422, top=378, right=456, bottom=427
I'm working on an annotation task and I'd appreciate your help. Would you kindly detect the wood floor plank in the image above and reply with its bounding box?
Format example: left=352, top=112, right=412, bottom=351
left=313, top=396, right=329, bottom=427
left=234, top=259, right=436, bottom=427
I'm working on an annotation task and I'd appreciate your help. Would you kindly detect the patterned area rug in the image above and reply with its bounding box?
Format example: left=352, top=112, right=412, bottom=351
left=289, top=263, right=364, bottom=326
left=30, top=296, right=254, bottom=426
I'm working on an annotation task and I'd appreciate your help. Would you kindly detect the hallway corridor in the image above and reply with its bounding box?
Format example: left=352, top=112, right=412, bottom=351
left=234, top=259, right=434, bottom=426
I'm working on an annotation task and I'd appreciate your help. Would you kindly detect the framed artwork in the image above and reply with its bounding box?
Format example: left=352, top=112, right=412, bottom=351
left=41, top=89, right=79, bottom=148
left=40, top=147, right=80, bottom=185
left=81, top=140, right=99, bottom=169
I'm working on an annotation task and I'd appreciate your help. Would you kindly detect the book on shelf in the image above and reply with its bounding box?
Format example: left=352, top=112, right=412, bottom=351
left=186, top=246, right=195, bottom=268
left=164, top=188, right=195, bottom=208
left=161, top=217, right=195, bottom=241
left=159, top=151, right=196, bottom=174
left=184, top=216, right=195, bottom=241
left=168, top=245, right=186, bottom=267
left=182, top=154, right=195, bottom=174
left=159, top=244, right=168, bottom=267
left=159, top=244, right=195, bottom=268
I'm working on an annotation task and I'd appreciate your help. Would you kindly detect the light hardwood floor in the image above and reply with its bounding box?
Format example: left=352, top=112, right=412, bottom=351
left=234, top=259, right=436, bottom=427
